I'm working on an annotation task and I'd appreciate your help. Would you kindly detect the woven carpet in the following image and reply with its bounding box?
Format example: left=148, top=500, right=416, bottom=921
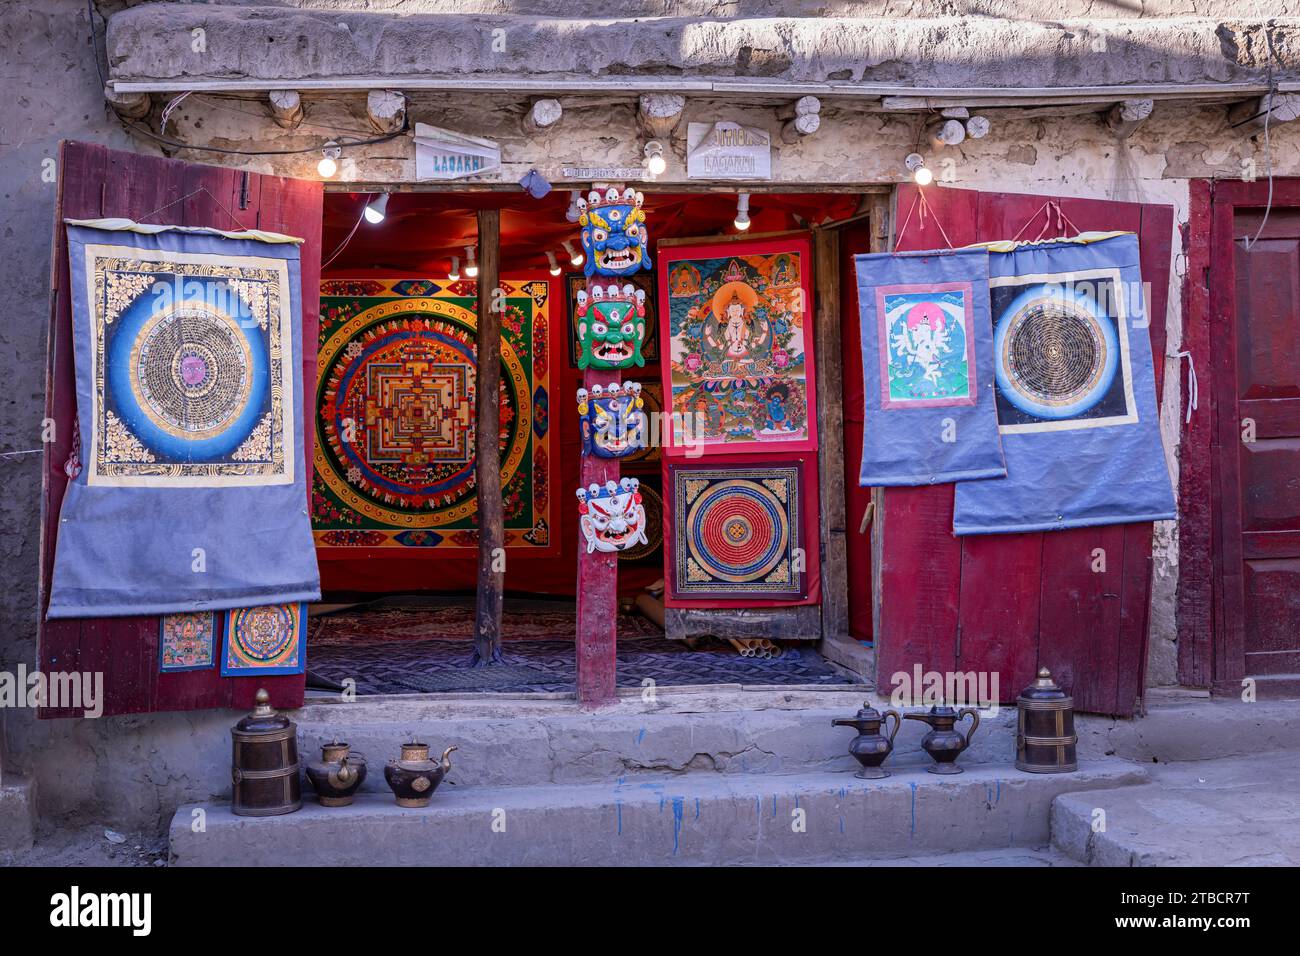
left=305, top=600, right=853, bottom=694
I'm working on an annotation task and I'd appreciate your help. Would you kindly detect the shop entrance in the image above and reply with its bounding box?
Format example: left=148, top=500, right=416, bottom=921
left=302, top=188, right=860, bottom=696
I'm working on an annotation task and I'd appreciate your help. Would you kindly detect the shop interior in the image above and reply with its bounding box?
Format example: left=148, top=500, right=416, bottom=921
left=305, top=187, right=864, bottom=695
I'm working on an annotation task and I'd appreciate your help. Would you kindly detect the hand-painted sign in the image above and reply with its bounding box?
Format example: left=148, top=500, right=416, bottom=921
left=686, top=122, right=772, bottom=180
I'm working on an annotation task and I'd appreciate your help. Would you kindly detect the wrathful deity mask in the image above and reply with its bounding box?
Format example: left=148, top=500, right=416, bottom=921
left=577, top=186, right=651, bottom=277
left=574, top=283, right=647, bottom=369
left=576, top=478, right=648, bottom=554
left=577, top=382, right=647, bottom=459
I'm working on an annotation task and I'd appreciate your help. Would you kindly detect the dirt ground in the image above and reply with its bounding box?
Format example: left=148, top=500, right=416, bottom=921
left=3, top=825, right=168, bottom=867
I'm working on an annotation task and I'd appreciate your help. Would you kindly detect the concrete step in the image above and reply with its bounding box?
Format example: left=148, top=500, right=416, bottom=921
left=170, top=760, right=1146, bottom=866
left=0, top=775, right=37, bottom=856
left=291, top=689, right=1029, bottom=791
left=1051, top=753, right=1300, bottom=866
left=291, top=691, right=1300, bottom=793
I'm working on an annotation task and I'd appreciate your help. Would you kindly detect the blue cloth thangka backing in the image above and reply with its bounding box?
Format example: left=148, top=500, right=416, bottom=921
left=47, top=220, right=321, bottom=617
left=854, top=248, right=1006, bottom=485
left=952, top=233, right=1177, bottom=534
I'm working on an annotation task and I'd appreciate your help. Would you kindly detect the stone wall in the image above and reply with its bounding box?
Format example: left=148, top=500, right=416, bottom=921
left=2, top=0, right=1299, bottom=830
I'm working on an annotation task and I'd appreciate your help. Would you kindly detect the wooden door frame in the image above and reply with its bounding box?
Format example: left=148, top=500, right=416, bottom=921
left=1179, top=177, right=1300, bottom=693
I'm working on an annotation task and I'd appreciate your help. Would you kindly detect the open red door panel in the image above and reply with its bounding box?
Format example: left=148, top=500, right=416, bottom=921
left=874, top=184, right=1175, bottom=717
left=38, top=141, right=322, bottom=717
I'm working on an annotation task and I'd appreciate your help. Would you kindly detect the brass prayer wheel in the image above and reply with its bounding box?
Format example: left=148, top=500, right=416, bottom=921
left=1015, top=667, right=1078, bottom=774
left=231, top=688, right=302, bottom=816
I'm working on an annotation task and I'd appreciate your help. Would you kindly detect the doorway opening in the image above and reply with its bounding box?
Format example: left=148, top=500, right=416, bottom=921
left=304, top=187, right=861, bottom=696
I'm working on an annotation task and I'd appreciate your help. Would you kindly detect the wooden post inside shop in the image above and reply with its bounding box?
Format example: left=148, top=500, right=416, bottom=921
left=472, top=208, right=504, bottom=666
left=575, top=191, right=620, bottom=706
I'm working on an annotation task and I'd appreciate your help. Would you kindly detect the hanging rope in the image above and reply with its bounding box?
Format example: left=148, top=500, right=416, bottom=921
left=894, top=188, right=955, bottom=251
left=136, top=185, right=250, bottom=231
left=1010, top=199, right=1084, bottom=243
left=1173, top=350, right=1199, bottom=424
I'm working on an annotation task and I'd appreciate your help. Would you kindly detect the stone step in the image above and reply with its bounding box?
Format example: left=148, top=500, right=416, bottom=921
left=0, top=775, right=37, bottom=856
left=170, top=760, right=1146, bottom=867
left=291, top=691, right=1027, bottom=791
left=1050, top=753, right=1300, bottom=866
left=291, top=691, right=1300, bottom=795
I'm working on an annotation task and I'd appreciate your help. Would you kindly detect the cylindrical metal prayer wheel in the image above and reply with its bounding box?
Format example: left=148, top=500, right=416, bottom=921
left=231, top=688, right=301, bottom=816
left=1015, top=667, right=1078, bottom=774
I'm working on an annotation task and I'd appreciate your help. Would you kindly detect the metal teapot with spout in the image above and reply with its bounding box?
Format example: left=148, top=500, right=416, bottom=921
left=832, top=702, right=902, bottom=779
left=904, top=705, right=981, bottom=774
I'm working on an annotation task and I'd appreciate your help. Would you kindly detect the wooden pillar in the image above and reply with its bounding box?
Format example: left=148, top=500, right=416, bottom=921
left=472, top=209, right=504, bottom=665
left=576, top=362, right=619, bottom=703
left=575, top=193, right=622, bottom=706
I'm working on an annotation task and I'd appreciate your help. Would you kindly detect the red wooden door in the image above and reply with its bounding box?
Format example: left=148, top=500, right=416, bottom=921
left=39, top=141, right=322, bottom=717
left=876, top=185, right=1174, bottom=716
left=1218, top=209, right=1300, bottom=688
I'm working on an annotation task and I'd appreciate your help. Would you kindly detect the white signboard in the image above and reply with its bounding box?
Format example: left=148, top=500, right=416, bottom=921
left=687, top=122, right=772, bottom=180
left=414, top=122, right=501, bottom=180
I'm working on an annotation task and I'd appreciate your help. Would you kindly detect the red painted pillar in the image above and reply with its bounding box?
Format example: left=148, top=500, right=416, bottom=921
left=576, top=360, right=619, bottom=705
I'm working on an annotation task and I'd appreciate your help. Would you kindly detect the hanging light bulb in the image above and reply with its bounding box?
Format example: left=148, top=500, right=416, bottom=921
left=546, top=251, right=562, bottom=276
left=363, top=192, right=389, bottom=224
left=563, top=239, right=584, bottom=267
left=317, top=142, right=341, bottom=178
left=733, top=192, right=751, bottom=231
left=905, top=153, right=933, bottom=186
left=565, top=190, right=582, bottom=223
left=449, top=256, right=460, bottom=281
left=643, top=140, right=667, bottom=177
left=464, top=245, right=479, bottom=278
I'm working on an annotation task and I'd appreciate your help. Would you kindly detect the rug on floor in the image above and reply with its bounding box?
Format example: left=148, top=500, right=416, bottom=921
left=307, top=637, right=854, bottom=695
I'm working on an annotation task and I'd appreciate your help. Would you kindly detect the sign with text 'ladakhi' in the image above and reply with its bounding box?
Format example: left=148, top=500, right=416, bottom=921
left=414, top=122, right=501, bottom=180
left=686, top=122, right=772, bottom=180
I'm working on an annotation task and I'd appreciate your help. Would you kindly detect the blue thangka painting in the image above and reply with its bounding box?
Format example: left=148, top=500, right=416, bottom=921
left=48, top=221, right=321, bottom=618
left=952, top=233, right=1176, bottom=534
left=855, top=248, right=1005, bottom=486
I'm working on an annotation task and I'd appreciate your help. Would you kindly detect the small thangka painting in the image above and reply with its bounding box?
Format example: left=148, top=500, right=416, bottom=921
left=159, top=611, right=217, bottom=672
left=875, top=282, right=977, bottom=408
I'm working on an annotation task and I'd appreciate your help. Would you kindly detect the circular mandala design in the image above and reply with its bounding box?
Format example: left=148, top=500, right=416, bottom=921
left=316, top=303, right=530, bottom=527
left=230, top=605, right=297, bottom=665
left=130, top=304, right=253, bottom=440
left=995, top=290, right=1117, bottom=421
left=686, top=479, right=788, bottom=583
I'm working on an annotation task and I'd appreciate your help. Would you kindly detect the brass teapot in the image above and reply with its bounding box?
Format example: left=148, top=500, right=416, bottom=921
left=904, top=705, right=981, bottom=774
left=384, top=742, right=457, bottom=808
left=304, top=740, right=368, bottom=807
left=832, top=702, right=902, bottom=779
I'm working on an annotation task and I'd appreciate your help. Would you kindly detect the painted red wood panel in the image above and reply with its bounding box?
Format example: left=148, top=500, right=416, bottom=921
left=878, top=185, right=1173, bottom=715
left=39, top=141, right=322, bottom=718
left=1176, top=181, right=1214, bottom=687
left=875, top=186, right=978, bottom=696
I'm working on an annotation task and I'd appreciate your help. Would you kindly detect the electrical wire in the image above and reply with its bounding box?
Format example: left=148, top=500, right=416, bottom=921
left=1242, top=25, right=1278, bottom=250
left=121, top=119, right=408, bottom=157
left=86, top=0, right=106, bottom=88
left=321, top=195, right=373, bottom=271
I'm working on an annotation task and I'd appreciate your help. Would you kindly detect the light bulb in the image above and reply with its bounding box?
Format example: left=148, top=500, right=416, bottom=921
left=563, top=239, right=583, bottom=267
left=904, top=152, right=933, bottom=186
left=546, top=251, right=562, bottom=276
left=643, top=140, right=667, bottom=177
left=734, top=192, right=751, bottom=231
left=363, top=193, right=389, bottom=224
left=318, top=142, right=341, bottom=178
left=449, top=256, right=460, bottom=281
left=464, top=245, right=478, bottom=278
